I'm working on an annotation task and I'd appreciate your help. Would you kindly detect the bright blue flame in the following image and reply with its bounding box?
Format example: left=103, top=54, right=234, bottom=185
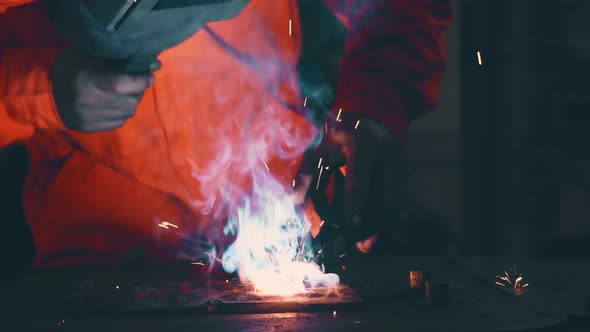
left=220, top=164, right=338, bottom=295
left=182, top=45, right=338, bottom=294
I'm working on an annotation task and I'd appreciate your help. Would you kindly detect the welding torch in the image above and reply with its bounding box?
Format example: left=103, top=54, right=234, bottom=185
left=47, top=0, right=251, bottom=74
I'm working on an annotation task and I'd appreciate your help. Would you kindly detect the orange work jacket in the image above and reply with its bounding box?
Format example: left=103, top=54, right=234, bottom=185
left=0, top=0, right=452, bottom=267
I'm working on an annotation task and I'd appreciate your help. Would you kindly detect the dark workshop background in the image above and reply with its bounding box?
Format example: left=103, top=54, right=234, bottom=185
left=1, top=0, right=589, bottom=274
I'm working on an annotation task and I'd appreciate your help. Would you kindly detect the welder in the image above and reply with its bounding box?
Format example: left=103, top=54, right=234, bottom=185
left=0, top=0, right=452, bottom=268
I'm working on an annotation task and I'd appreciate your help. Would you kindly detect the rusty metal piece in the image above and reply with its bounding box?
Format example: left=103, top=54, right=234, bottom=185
left=409, top=270, right=424, bottom=289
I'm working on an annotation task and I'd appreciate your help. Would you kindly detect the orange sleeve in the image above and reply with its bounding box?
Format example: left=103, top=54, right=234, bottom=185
left=0, top=1, right=65, bottom=147
left=0, top=0, right=38, bottom=13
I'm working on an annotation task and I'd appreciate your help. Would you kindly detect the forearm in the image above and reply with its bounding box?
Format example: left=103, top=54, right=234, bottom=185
left=330, top=0, right=453, bottom=143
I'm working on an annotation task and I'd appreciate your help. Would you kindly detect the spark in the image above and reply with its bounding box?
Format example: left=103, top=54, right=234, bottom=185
left=303, top=97, right=307, bottom=107
left=115, top=285, right=120, bottom=289
left=514, top=276, right=523, bottom=288
left=161, top=221, right=178, bottom=228
left=157, top=223, right=169, bottom=229
left=325, top=166, right=330, bottom=170
left=316, top=166, right=324, bottom=190
left=289, top=19, right=292, bottom=36
left=332, top=310, right=337, bottom=317
left=292, top=179, right=296, bottom=187
left=336, top=108, right=342, bottom=122
left=317, top=157, right=323, bottom=169
left=354, top=120, right=360, bottom=130
left=341, top=265, right=346, bottom=270
left=204, top=252, right=225, bottom=265
left=477, top=50, right=483, bottom=65
left=260, top=156, right=270, bottom=171
left=320, top=220, right=325, bottom=227
left=185, top=157, right=198, bottom=169
left=495, top=267, right=528, bottom=291
left=338, top=252, right=347, bottom=258
left=191, top=262, right=205, bottom=266
left=313, top=248, right=324, bottom=264
left=226, top=279, right=229, bottom=283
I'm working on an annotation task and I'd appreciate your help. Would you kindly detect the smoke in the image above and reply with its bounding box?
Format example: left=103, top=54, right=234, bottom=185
left=177, top=24, right=339, bottom=293
left=215, top=157, right=342, bottom=295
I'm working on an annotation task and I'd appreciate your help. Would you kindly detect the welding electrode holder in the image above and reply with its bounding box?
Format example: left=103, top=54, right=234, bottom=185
left=328, top=112, right=406, bottom=240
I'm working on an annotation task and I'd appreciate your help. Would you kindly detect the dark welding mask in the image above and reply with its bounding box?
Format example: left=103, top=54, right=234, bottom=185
left=47, top=0, right=251, bottom=73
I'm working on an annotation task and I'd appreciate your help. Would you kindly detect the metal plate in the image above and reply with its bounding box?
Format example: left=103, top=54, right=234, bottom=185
left=128, top=279, right=362, bottom=314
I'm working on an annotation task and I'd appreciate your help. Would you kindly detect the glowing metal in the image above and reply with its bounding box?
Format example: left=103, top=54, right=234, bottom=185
left=161, top=221, right=178, bottom=228
left=260, top=156, right=270, bottom=171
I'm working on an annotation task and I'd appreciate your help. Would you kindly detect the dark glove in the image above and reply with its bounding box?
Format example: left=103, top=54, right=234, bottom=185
left=300, top=112, right=407, bottom=246
left=51, top=49, right=155, bottom=132
left=311, top=223, right=367, bottom=273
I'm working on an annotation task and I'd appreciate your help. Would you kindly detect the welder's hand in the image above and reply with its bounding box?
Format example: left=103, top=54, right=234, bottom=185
left=302, top=113, right=406, bottom=247
left=51, top=49, right=155, bottom=132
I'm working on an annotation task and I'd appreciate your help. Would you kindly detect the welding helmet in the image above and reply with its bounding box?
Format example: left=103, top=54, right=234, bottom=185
left=47, top=0, right=251, bottom=73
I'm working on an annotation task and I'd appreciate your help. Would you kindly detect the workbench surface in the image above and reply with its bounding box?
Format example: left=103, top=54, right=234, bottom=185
left=2, top=256, right=589, bottom=331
